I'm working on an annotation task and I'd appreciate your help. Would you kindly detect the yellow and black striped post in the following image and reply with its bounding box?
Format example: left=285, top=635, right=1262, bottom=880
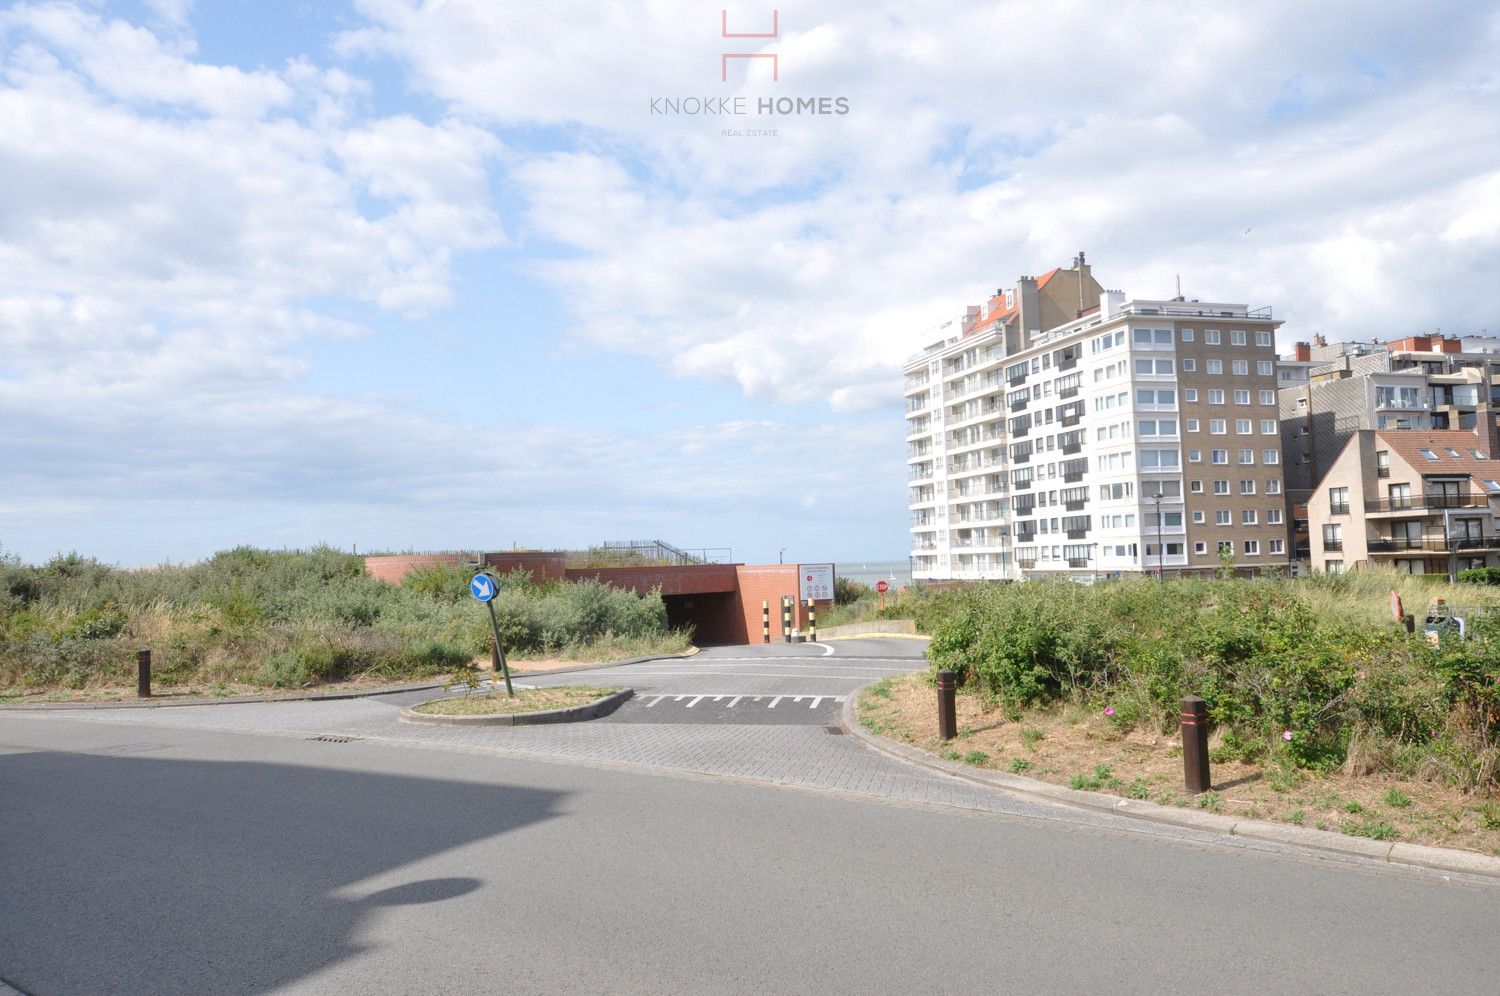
left=807, top=598, right=817, bottom=643
left=781, top=596, right=793, bottom=643
left=762, top=600, right=770, bottom=643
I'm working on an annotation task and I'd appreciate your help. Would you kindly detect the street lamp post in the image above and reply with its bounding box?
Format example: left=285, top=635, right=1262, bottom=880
left=1153, top=492, right=1165, bottom=581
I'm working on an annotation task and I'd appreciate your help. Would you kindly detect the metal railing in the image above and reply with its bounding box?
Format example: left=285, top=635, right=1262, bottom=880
left=1365, top=495, right=1489, bottom=512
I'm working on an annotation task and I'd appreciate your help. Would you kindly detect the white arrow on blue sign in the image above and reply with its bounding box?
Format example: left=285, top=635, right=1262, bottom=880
left=469, top=572, right=499, bottom=603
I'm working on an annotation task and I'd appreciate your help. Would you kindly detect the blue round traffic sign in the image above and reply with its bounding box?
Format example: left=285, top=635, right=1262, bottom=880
left=469, top=572, right=499, bottom=603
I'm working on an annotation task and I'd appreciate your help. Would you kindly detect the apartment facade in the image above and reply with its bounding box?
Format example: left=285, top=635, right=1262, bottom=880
left=1306, top=429, right=1500, bottom=576
left=906, top=260, right=1286, bottom=581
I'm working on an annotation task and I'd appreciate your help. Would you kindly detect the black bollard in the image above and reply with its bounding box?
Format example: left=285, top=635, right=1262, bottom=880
left=136, top=649, right=152, bottom=698
left=936, top=669, right=957, bottom=741
left=1180, top=695, right=1211, bottom=793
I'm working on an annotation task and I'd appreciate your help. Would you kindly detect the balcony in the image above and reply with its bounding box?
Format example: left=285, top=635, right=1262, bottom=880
left=1329, top=503, right=1350, bottom=516
left=1060, top=414, right=1081, bottom=427
left=1065, top=499, right=1086, bottom=512
left=1018, top=559, right=1037, bottom=570
left=1058, top=385, right=1080, bottom=399
left=1010, top=397, right=1028, bottom=412
left=1066, top=529, right=1088, bottom=540
left=1377, top=466, right=1390, bottom=479
left=1323, top=540, right=1344, bottom=551
left=1061, top=442, right=1082, bottom=455
left=1067, top=558, right=1089, bottom=568
left=1013, top=477, right=1033, bottom=491
left=1007, top=372, right=1027, bottom=386
left=1365, top=495, right=1490, bottom=513
left=1013, top=452, right=1032, bottom=465
left=1367, top=536, right=1500, bottom=554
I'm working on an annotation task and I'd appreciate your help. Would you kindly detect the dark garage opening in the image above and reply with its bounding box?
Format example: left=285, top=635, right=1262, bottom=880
left=662, top=592, right=741, bottom=646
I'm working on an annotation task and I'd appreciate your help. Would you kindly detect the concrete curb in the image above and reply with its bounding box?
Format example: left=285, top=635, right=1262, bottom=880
left=508, top=647, right=698, bottom=677
left=0, top=649, right=696, bottom=712
left=840, top=682, right=1500, bottom=881
left=0, top=679, right=451, bottom=711
left=818, top=620, right=919, bottom=639
left=398, top=688, right=633, bottom=727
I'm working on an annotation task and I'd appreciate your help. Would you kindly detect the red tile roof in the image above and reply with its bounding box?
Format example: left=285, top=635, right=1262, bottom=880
left=1376, top=429, right=1500, bottom=494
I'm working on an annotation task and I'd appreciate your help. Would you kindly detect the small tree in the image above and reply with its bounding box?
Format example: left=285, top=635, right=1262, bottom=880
left=1217, top=543, right=1236, bottom=580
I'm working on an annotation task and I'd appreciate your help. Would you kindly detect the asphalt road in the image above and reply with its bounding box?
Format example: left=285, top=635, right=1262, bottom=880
left=3, top=713, right=1498, bottom=995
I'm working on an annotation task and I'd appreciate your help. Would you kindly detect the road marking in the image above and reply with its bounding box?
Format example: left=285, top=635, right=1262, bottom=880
left=644, top=696, right=665, bottom=707
left=768, top=696, right=782, bottom=709
left=727, top=696, right=742, bottom=708
left=686, top=696, right=705, bottom=708
left=618, top=669, right=910, bottom=679
left=811, top=643, right=834, bottom=656
left=809, top=697, right=822, bottom=708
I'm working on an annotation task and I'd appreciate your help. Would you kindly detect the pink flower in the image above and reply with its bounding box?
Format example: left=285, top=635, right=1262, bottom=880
left=1282, top=730, right=1294, bottom=741
left=1104, top=707, right=1115, bottom=717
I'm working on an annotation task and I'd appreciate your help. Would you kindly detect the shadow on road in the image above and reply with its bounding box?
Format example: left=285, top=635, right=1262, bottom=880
left=1, top=747, right=566, bottom=995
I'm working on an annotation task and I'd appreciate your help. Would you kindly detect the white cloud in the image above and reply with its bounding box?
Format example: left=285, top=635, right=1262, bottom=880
left=352, top=0, right=1500, bottom=408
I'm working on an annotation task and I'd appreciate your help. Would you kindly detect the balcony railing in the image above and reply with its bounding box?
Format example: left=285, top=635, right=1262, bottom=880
left=1323, top=540, right=1344, bottom=551
left=1365, top=495, right=1490, bottom=513
left=1329, top=502, right=1350, bottom=515
left=1376, top=466, right=1390, bottom=478
left=1367, top=537, right=1499, bottom=553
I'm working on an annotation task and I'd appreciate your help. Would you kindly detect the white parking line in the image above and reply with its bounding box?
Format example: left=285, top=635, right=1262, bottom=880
left=727, top=696, right=742, bottom=708
left=768, top=696, right=782, bottom=709
left=809, top=697, right=822, bottom=708
left=811, top=643, right=835, bottom=656
left=686, top=696, right=705, bottom=708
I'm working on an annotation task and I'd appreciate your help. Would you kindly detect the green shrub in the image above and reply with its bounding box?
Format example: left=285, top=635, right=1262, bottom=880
left=1457, top=567, right=1500, bottom=585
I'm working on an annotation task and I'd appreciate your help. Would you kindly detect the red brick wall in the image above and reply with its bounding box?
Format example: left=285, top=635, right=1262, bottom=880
left=732, top=565, right=832, bottom=644
left=363, top=553, right=472, bottom=584
left=564, top=563, right=739, bottom=596
left=481, top=552, right=569, bottom=585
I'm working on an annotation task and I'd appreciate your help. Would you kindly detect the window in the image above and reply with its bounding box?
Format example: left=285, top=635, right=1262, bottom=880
left=1182, top=358, right=1197, bottom=371
left=1210, top=419, right=1227, bottom=434
left=1264, top=449, right=1280, bottom=464
left=1255, top=331, right=1272, bottom=347
left=1243, top=539, right=1260, bottom=555
left=1187, top=449, right=1202, bottom=462
left=1234, top=389, right=1251, bottom=404
left=1242, top=509, right=1258, bottom=525
left=1259, top=390, right=1276, bottom=404
left=1212, top=449, right=1228, bottom=464
left=1218, top=540, right=1234, bottom=552
left=1205, top=330, right=1221, bottom=345
left=1267, top=508, right=1283, bottom=524
left=1326, top=560, right=1345, bottom=574
left=1257, top=360, right=1274, bottom=376
left=1139, top=449, right=1180, bottom=468
left=1240, top=480, right=1256, bottom=494
left=1236, top=419, right=1252, bottom=434
left=1185, top=419, right=1199, bottom=432
left=1216, top=510, right=1232, bottom=525
left=1232, top=360, right=1248, bottom=376
left=1231, top=330, right=1247, bottom=345
left=1266, top=479, right=1282, bottom=495
left=1206, top=359, right=1223, bottom=375
left=1329, top=487, right=1349, bottom=514
left=1181, top=328, right=1195, bottom=342
left=1209, top=389, right=1225, bottom=405
left=1238, top=448, right=1255, bottom=464
left=1184, top=388, right=1198, bottom=402
left=1190, top=480, right=1204, bottom=493
left=1418, top=448, right=1439, bottom=461
left=1260, top=419, right=1277, bottom=434
left=1195, top=542, right=1208, bottom=554
left=1269, top=538, right=1284, bottom=554
left=1192, top=510, right=1206, bottom=523
left=1213, top=479, right=1230, bottom=495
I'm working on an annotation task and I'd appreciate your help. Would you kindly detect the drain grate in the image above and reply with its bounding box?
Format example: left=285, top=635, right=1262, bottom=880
left=823, top=725, right=845, bottom=735
left=308, top=734, right=359, bottom=743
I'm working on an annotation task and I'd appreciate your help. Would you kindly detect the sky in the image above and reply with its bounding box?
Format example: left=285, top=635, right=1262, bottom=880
left=1, top=0, right=1497, bottom=567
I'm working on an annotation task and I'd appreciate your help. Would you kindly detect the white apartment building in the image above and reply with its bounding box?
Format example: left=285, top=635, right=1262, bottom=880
left=906, top=258, right=1286, bottom=581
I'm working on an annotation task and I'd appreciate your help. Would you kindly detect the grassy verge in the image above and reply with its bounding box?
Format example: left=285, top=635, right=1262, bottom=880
left=1, top=546, right=692, bottom=697
left=413, top=686, right=619, bottom=716
left=860, top=672, right=1500, bottom=854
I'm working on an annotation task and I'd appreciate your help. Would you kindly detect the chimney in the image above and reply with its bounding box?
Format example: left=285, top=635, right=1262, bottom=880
left=1294, top=342, right=1311, bottom=362
left=1314, top=333, right=1327, bottom=347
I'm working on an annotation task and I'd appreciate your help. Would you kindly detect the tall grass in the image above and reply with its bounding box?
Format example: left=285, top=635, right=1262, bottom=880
left=922, top=571, right=1500, bottom=792
left=0, top=546, right=683, bottom=692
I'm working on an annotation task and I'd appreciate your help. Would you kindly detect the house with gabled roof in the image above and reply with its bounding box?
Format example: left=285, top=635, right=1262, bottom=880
left=1307, top=428, right=1500, bottom=575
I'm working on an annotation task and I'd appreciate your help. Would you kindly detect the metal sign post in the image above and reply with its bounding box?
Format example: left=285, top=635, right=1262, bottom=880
left=470, top=572, right=514, bottom=697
